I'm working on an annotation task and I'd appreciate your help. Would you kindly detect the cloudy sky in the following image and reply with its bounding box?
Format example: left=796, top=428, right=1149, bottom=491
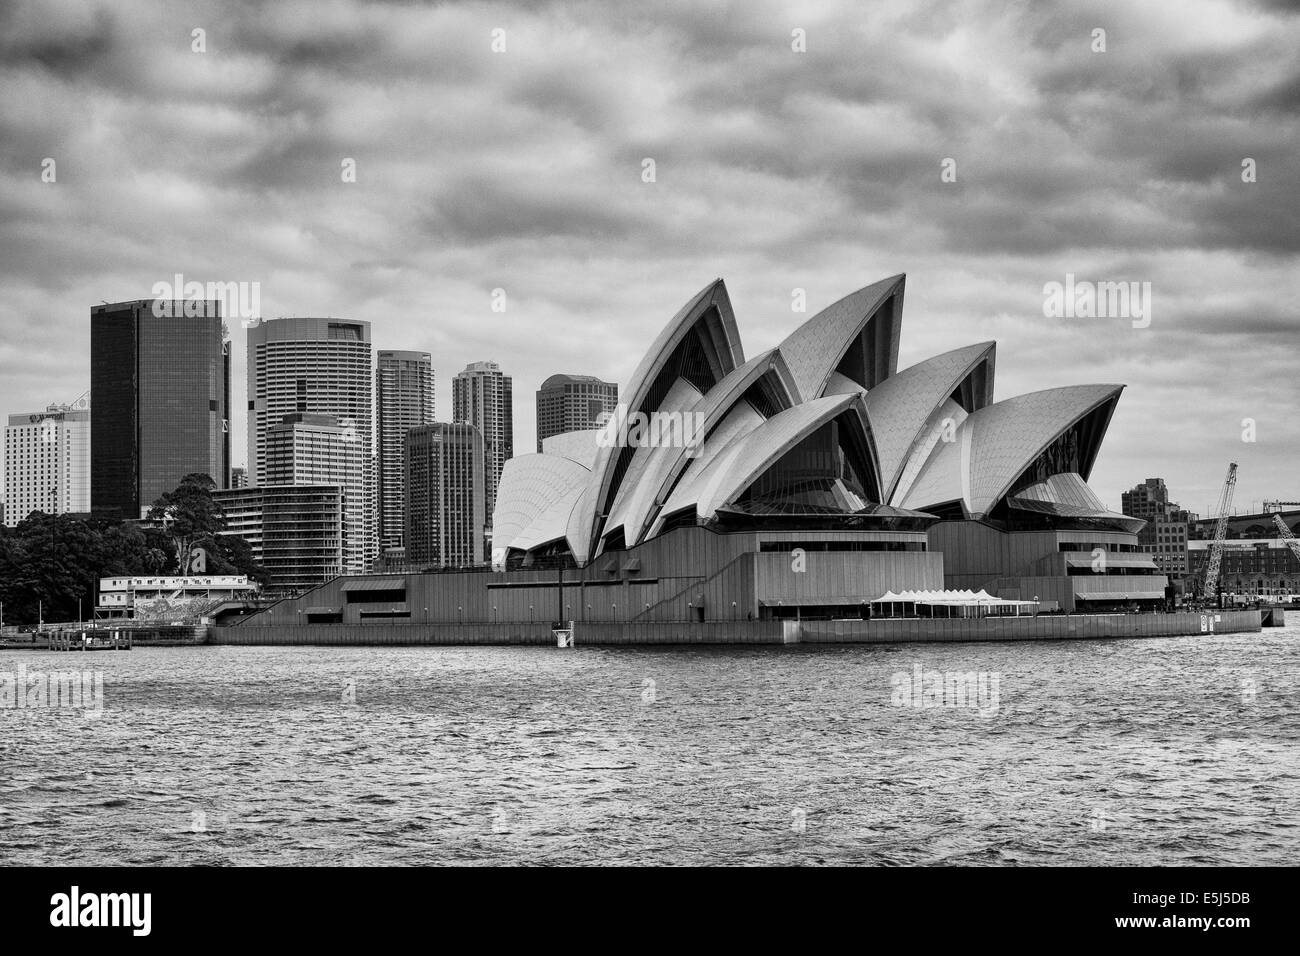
left=1, top=0, right=1296, bottom=515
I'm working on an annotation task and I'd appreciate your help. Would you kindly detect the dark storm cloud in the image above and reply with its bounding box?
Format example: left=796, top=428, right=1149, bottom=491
left=0, top=0, right=1297, bottom=512
left=0, top=6, right=115, bottom=72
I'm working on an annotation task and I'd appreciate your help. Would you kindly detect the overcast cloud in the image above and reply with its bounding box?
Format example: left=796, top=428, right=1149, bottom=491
left=1, top=0, right=1296, bottom=514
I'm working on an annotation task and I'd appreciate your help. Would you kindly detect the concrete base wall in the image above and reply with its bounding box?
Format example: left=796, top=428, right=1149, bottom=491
left=210, top=623, right=558, bottom=646
left=799, top=609, right=1262, bottom=644
left=209, top=620, right=788, bottom=646
left=207, top=611, right=1260, bottom=646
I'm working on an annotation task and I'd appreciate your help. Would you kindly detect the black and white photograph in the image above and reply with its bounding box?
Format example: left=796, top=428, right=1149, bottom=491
left=0, top=0, right=1295, bottom=937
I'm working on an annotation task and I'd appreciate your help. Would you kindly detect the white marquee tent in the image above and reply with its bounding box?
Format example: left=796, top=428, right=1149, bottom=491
left=869, top=588, right=1040, bottom=618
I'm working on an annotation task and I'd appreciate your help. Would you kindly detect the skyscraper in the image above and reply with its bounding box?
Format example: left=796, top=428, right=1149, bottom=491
left=266, top=412, right=368, bottom=575
left=247, top=317, right=374, bottom=568
left=3, top=401, right=91, bottom=526
left=536, top=374, right=618, bottom=451
left=452, top=361, right=512, bottom=560
left=215, top=485, right=345, bottom=593
left=405, top=423, right=484, bottom=568
left=377, top=350, right=434, bottom=556
left=91, top=299, right=230, bottom=518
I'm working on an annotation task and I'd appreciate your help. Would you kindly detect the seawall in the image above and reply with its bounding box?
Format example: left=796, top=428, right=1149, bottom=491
left=798, top=609, right=1264, bottom=643
left=208, top=610, right=1265, bottom=647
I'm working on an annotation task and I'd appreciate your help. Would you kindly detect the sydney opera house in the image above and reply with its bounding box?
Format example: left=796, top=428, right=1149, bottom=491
left=240, top=274, right=1166, bottom=633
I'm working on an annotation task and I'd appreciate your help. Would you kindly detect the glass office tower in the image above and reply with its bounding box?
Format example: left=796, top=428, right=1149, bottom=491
left=90, top=299, right=229, bottom=517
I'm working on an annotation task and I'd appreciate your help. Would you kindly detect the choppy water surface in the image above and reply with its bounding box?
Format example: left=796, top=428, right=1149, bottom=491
left=2, top=623, right=1297, bottom=865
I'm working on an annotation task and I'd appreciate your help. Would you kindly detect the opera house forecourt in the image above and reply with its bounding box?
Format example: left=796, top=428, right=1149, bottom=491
left=217, top=275, right=1264, bottom=645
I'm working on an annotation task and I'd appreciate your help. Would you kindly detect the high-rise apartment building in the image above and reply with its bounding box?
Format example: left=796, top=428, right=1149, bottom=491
left=91, top=300, right=230, bottom=517
left=452, top=361, right=511, bottom=560
left=377, top=350, right=434, bottom=556
left=3, top=402, right=91, bottom=526
left=247, top=317, right=374, bottom=567
left=405, top=423, right=484, bottom=568
left=536, top=374, right=618, bottom=451
left=214, top=485, right=345, bottom=594
left=266, top=413, right=367, bottom=575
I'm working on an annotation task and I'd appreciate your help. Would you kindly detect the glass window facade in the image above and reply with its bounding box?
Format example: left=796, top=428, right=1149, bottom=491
left=91, top=300, right=228, bottom=517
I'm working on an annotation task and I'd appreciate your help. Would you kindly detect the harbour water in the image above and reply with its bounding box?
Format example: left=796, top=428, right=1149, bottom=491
left=2, top=623, right=1296, bottom=865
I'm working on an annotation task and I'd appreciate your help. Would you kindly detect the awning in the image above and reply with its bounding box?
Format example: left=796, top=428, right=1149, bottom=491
left=1075, top=591, right=1165, bottom=601
left=341, top=578, right=406, bottom=591
left=1064, top=554, right=1160, bottom=569
left=870, top=589, right=1038, bottom=607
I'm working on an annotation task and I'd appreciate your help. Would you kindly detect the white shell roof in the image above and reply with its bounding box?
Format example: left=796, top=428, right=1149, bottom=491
left=579, top=278, right=744, bottom=558
left=490, top=276, right=1128, bottom=565
left=602, top=377, right=703, bottom=543
left=651, top=399, right=765, bottom=535
left=491, top=453, right=593, bottom=560
left=777, top=274, right=903, bottom=402
left=890, top=398, right=968, bottom=507
left=655, top=393, right=866, bottom=526
left=965, top=384, right=1121, bottom=515
left=865, top=342, right=994, bottom=502
left=899, top=384, right=1123, bottom=516
left=512, top=484, right=586, bottom=553
left=541, top=429, right=603, bottom=470
left=603, top=348, right=799, bottom=550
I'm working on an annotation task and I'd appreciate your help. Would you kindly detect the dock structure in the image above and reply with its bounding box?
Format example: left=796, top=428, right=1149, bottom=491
left=46, top=631, right=134, bottom=651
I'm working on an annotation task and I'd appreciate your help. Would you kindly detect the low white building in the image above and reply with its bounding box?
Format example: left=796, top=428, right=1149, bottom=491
left=97, top=575, right=259, bottom=621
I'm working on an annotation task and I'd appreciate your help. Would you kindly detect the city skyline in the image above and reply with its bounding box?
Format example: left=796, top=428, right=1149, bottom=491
left=1, top=1, right=1297, bottom=519
left=0, top=293, right=1292, bottom=521
left=1, top=0, right=1298, bottom=884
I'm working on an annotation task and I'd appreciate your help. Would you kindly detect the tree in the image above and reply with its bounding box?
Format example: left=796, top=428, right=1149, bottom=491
left=210, top=533, right=272, bottom=587
left=147, top=473, right=226, bottom=573
left=0, top=475, right=268, bottom=627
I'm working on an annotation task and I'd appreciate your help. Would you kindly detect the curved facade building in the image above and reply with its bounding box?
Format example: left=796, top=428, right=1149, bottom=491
left=241, top=274, right=1164, bottom=631
left=487, top=274, right=1164, bottom=614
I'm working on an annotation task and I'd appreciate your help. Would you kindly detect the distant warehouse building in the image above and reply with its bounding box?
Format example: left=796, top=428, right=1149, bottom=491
left=1188, top=537, right=1300, bottom=602
left=238, top=273, right=1162, bottom=631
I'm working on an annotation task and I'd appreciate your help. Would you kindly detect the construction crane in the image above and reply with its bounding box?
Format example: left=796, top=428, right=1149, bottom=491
left=1273, top=513, right=1300, bottom=562
left=1202, top=462, right=1238, bottom=603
